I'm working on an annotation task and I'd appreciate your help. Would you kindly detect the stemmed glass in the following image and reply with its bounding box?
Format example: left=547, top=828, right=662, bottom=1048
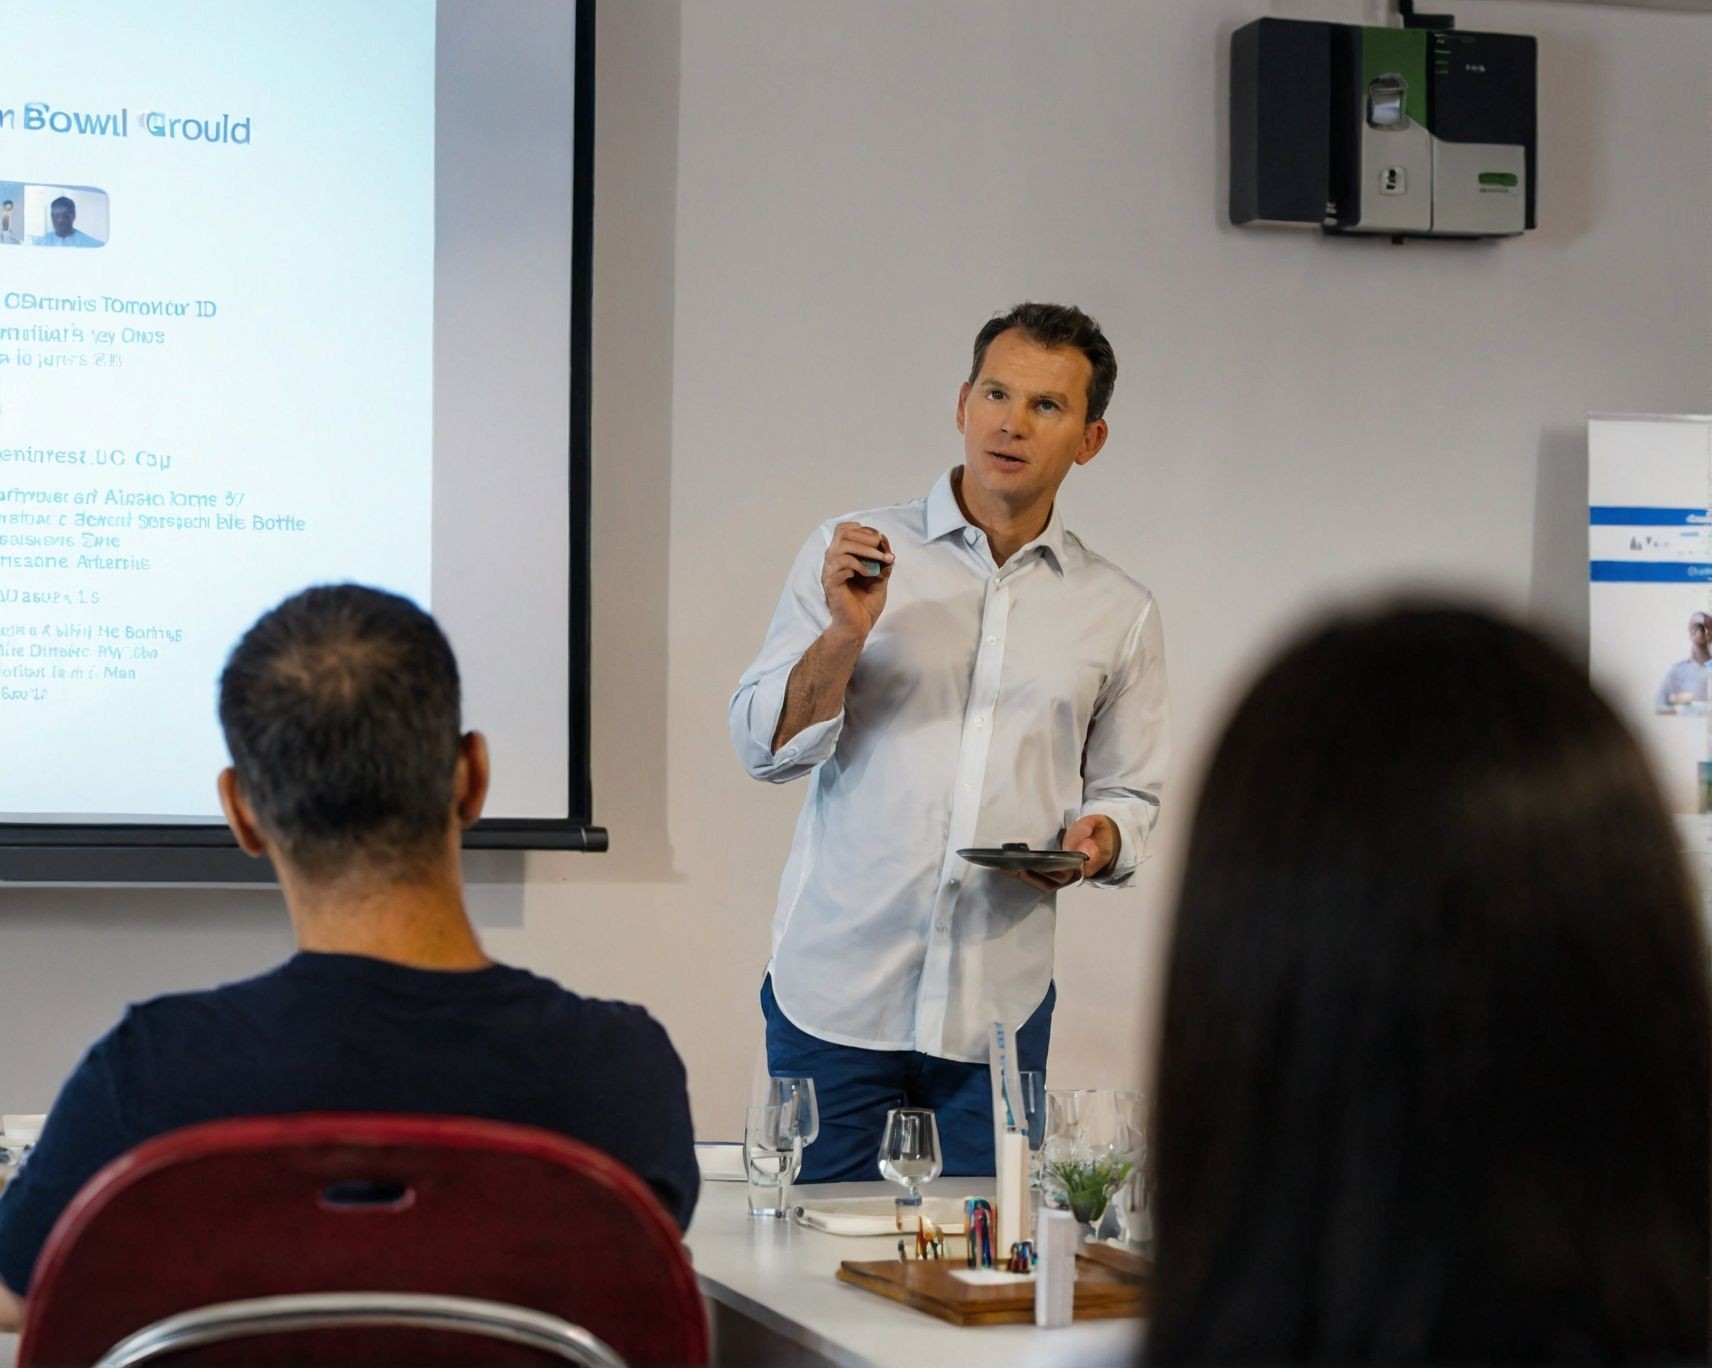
left=877, top=1107, right=943, bottom=1211
left=1044, top=1086, right=1084, bottom=1134
left=760, top=1076, right=819, bottom=1185
left=1040, top=1088, right=1143, bottom=1237
left=1111, top=1089, right=1149, bottom=1249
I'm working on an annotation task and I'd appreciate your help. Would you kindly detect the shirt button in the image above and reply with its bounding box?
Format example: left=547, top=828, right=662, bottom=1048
left=963, top=783, right=972, bottom=793
left=936, top=920, right=949, bottom=932
left=948, top=878, right=960, bottom=890
left=986, top=635, right=997, bottom=645
left=974, top=717, right=984, bottom=728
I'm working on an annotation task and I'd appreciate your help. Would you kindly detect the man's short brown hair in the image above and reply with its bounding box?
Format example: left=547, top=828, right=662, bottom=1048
left=968, top=302, right=1117, bottom=424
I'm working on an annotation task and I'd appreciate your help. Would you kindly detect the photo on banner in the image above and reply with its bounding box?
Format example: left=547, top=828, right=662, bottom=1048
left=1588, top=414, right=1712, bottom=816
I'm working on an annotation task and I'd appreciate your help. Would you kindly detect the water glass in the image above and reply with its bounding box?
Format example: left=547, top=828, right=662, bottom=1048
left=744, top=1103, right=801, bottom=1218
left=877, top=1106, right=942, bottom=1208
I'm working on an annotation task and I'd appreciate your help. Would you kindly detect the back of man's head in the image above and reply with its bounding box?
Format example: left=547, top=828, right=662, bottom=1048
left=218, top=584, right=462, bottom=880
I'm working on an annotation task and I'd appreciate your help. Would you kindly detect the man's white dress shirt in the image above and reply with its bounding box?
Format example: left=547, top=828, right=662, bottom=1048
left=31, top=229, right=102, bottom=248
left=730, top=469, right=1169, bottom=1063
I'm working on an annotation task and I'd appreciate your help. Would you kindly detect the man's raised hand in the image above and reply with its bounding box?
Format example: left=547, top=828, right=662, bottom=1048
left=822, top=522, right=894, bottom=640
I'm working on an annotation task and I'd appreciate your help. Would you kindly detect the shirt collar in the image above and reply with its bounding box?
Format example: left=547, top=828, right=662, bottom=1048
left=1030, top=500, right=1069, bottom=573
left=925, top=467, right=1068, bottom=574
left=924, top=468, right=970, bottom=543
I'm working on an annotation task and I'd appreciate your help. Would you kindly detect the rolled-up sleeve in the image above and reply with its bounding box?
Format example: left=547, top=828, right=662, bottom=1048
left=729, top=524, right=847, bottom=783
left=1079, top=593, right=1169, bottom=887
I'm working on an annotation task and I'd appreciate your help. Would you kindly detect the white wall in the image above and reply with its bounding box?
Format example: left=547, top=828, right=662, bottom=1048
left=3, top=0, right=1709, bottom=1148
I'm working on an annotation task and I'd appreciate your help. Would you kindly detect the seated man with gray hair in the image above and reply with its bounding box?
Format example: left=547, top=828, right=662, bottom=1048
left=0, top=584, right=697, bottom=1328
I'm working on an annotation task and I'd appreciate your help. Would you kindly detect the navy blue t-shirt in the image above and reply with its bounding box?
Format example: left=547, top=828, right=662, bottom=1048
left=0, top=952, right=699, bottom=1295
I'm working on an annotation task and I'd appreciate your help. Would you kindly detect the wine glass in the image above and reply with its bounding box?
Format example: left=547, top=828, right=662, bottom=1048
left=877, top=1107, right=942, bottom=1210
left=1041, top=1086, right=1087, bottom=1185
left=1107, top=1089, right=1150, bottom=1248
left=744, top=1103, right=801, bottom=1218
left=760, top=1076, right=818, bottom=1186
left=1044, top=1086, right=1085, bottom=1136
left=1040, top=1088, right=1140, bottom=1235
left=760, top=1077, right=819, bottom=1144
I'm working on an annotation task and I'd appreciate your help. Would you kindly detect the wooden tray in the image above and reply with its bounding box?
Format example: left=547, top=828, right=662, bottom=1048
left=1078, top=1240, right=1150, bottom=1280
left=836, top=1252, right=1149, bottom=1327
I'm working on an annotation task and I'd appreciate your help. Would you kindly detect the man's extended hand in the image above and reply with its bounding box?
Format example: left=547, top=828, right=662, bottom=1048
left=1004, top=814, right=1119, bottom=895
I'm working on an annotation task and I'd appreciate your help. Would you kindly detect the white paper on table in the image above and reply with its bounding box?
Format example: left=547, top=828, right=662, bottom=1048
left=790, top=1195, right=969, bottom=1236
left=0, top=1115, right=44, bottom=1148
left=693, top=1142, right=747, bottom=1182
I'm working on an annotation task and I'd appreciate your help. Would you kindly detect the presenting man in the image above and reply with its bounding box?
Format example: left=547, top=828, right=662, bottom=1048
left=0, top=585, right=697, bottom=1328
left=31, top=195, right=102, bottom=247
left=730, top=303, right=1168, bottom=1180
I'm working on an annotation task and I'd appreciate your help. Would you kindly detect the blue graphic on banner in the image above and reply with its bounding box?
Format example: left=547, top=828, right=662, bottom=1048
left=1589, top=561, right=1712, bottom=583
left=1589, top=506, right=1712, bottom=526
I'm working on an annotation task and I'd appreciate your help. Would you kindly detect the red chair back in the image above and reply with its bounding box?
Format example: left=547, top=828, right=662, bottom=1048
left=18, top=1114, right=707, bottom=1368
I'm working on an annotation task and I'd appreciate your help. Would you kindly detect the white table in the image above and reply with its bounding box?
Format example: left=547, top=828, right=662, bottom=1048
left=685, top=1180, right=1142, bottom=1367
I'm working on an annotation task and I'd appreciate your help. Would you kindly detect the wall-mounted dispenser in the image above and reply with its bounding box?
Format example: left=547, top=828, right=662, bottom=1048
left=1230, top=14, right=1536, bottom=238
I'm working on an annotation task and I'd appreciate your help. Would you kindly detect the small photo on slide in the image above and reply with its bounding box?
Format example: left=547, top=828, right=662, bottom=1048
left=13, top=181, right=109, bottom=248
left=0, top=183, right=22, bottom=245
